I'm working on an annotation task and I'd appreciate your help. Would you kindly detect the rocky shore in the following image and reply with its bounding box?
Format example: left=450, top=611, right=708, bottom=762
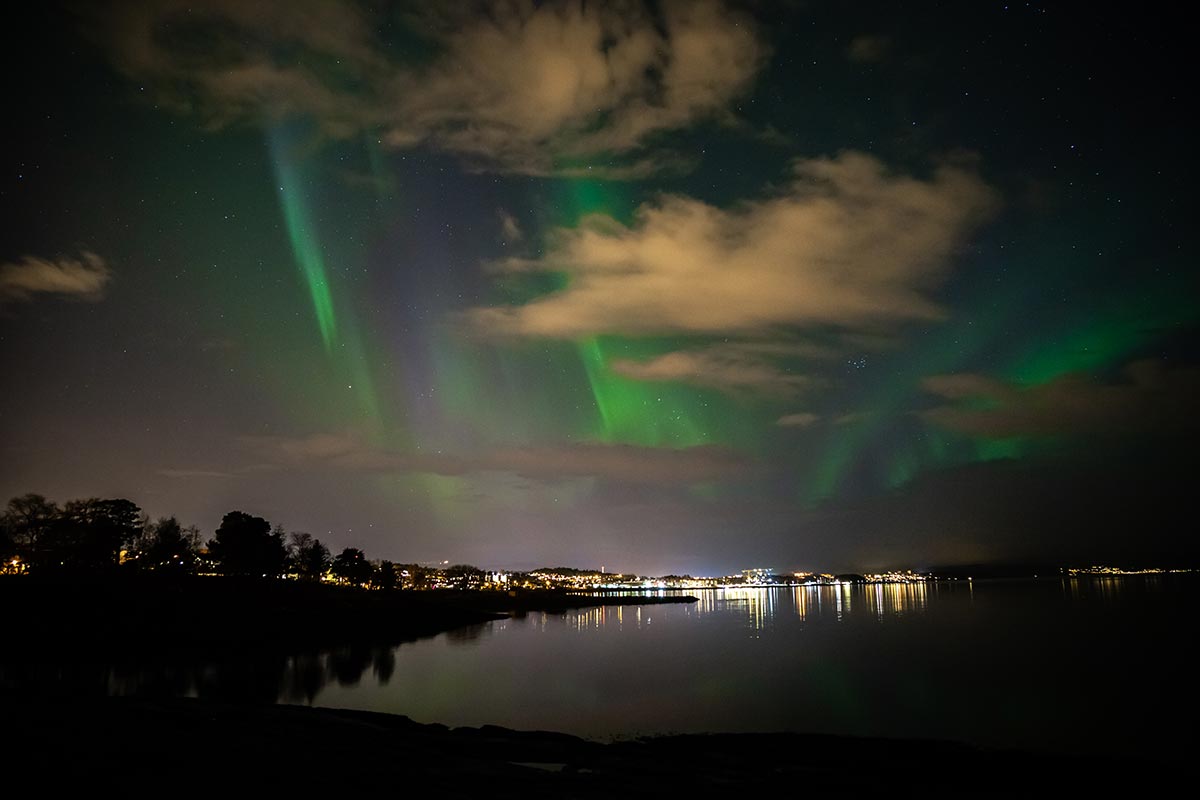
left=4, top=693, right=1170, bottom=793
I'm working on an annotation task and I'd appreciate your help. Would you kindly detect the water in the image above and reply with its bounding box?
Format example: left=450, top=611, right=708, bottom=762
left=10, top=576, right=1197, bottom=760
left=304, top=578, right=1198, bottom=760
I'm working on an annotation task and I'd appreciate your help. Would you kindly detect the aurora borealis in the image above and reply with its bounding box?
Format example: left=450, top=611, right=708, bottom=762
left=1, top=1, right=1196, bottom=573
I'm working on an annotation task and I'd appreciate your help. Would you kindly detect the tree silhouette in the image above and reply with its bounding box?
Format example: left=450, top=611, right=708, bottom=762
left=35, top=497, right=143, bottom=570
left=374, top=560, right=398, bottom=590
left=138, top=516, right=200, bottom=572
left=330, top=547, right=372, bottom=586
left=3, top=494, right=59, bottom=564
left=287, top=531, right=330, bottom=581
left=77, top=498, right=141, bottom=562
left=207, top=511, right=285, bottom=576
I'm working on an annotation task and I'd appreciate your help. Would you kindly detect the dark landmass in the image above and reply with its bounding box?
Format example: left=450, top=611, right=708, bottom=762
left=3, top=693, right=1172, bottom=793
left=0, top=575, right=694, bottom=654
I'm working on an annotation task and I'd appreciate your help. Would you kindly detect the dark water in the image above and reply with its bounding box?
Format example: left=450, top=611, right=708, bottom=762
left=8, top=576, right=1197, bottom=760
left=308, top=577, right=1199, bottom=760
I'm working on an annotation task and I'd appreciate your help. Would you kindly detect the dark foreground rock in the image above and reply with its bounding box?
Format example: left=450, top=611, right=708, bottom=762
left=2, top=693, right=1173, bottom=794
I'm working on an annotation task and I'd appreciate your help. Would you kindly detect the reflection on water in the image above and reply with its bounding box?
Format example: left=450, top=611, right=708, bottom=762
left=1062, top=574, right=1166, bottom=604
left=532, top=583, right=935, bottom=636
left=590, top=583, right=933, bottom=634
left=695, top=583, right=932, bottom=631
left=0, top=624, right=493, bottom=704
left=0, top=579, right=1155, bottom=701
left=2, top=575, right=1195, bottom=759
left=308, top=575, right=1195, bottom=758
left=1, top=643, right=400, bottom=704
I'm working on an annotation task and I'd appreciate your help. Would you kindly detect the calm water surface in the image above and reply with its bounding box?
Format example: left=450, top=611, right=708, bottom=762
left=309, top=576, right=1197, bottom=759
left=12, top=576, right=1194, bottom=760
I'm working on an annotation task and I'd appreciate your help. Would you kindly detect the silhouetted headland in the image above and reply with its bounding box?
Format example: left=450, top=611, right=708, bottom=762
left=0, top=574, right=696, bottom=654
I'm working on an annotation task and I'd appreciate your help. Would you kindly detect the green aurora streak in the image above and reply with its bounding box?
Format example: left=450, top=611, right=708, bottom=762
left=553, top=178, right=760, bottom=450
left=269, top=129, right=338, bottom=353
left=267, top=126, right=382, bottom=431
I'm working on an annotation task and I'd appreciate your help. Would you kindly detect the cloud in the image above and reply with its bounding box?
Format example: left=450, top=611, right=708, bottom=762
left=922, top=360, right=1200, bottom=437
left=90, top=0, right=766, bottom=175
left=468, top=151, right=997, bottom=337
left=242, top=431, right=751, bottom=486
left=0, top=252, right=111, bottom=304
left=847, top=35, right=891, bottom=63
left=89, top=1, right=389, bottom=136
left=610, top=342, right=823, bottom=396
left=390, top=1, right=766, bottom=174
left=776, top=412, right=819, bottom=428
left=498, top=210, right=523, bottom=244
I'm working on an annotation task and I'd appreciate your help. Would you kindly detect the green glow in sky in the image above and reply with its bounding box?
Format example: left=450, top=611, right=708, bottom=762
left=806, top=279, right=1026, bottom=503
left=577, top=337, right=712, bottom=447
left=1004, top=284, right=1196, bottom=385
left=269, top=129, right=338, bottom=352
left=266, top=126, right=382, bottom=432
left=549, top=175, right=743, bottom=450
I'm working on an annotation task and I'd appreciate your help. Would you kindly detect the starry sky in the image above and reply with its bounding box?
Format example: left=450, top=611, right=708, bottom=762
left=2, top=1, right=1196, bottom=574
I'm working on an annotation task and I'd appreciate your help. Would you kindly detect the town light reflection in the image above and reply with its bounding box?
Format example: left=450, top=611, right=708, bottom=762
left=578, top=582, right=935, bottom=634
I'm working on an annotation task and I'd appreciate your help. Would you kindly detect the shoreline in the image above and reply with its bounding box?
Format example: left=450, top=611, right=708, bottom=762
left=0, top=574, right=696, bottom=654
left=3, top=691, right=1172, bottom=792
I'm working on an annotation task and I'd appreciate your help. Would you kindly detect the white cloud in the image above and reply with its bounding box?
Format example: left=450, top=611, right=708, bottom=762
left=610, top=342, right=824, bottom=396
left=93, top=0, right=766, bottom=175
left=469, top=151, right=997, bottom=337
left=0, top=252, right=111, bottom=304
left=391, top=1, right=766, bottom=173
left=498, top=210, right=523, bottom=244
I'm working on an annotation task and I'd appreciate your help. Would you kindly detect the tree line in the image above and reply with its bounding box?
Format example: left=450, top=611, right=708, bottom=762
left=0, top=493, right=398, bottom=587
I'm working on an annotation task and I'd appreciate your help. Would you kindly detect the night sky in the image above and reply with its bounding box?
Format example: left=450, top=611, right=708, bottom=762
left=2, top=1, right=1196, bottom=574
